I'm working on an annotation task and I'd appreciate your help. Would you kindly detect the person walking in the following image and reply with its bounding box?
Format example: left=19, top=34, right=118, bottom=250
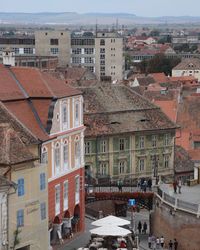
left=160, top=236, right=164, bottom=248
left=143, top=221, right=147, bottom=234
left=174, top=238, right=178, bottom=250
left=156, top=237, right=160, bottom=249
left=173, top=180, right=177, bottom=193
left=178, top=178, right=182, bottom=194
left=148, top=178, right=152, bottom=191
left=168, top=240, right=173, bottom=250
left=137, top=221, right=142, bottom=234
left=151, top=235, right=156, bottom=250
left=148, top=235, right=152, bottom=249
left=117, top=179, right=123, bottom=192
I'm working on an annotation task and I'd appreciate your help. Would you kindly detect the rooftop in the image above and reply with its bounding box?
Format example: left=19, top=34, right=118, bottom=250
left=173, top=58, right=200, bottom=70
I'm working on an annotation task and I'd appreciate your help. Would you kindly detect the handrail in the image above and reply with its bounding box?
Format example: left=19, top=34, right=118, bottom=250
left=156, top=187, right=200, bottom=217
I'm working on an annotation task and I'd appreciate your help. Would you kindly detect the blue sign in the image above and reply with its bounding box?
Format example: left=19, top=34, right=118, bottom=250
left=128, top=199, right=136, bottom=206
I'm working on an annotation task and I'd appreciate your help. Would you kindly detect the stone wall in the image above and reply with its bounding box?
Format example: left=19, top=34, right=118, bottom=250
left=151, top=197, right=200, bottom=250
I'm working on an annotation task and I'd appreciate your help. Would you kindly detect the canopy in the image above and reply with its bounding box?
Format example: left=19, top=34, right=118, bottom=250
left=91, top=215, right=130, bottom=227
left=90, top=225, right=131, bottom=237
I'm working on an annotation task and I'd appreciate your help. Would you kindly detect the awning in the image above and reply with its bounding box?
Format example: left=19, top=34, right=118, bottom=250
left=91, top=215, right=130, bottom=227
left=90, top=225, right=131, bottom=237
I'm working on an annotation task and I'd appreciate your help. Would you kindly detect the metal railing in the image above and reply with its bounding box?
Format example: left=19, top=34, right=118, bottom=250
left=157, top=187, right=200, bottom=217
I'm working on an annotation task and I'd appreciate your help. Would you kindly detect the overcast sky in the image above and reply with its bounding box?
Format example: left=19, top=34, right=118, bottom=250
left=1, top=0, right=199, bottom=17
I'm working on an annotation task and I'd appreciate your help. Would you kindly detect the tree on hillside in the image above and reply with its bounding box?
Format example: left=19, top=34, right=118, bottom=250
left=137, top=54, right=181, bottom=76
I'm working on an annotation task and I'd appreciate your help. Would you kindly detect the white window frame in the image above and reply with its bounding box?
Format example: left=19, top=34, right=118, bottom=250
left=164, top=134, right=170, bottom=146
left=75, top=137, right=81, bottom=168
left=62, top=101, right=69, bottom=131
left=139, top=136, right=145, bottom=149
left=164, top=155, right=170, bottom=168
left=152, top=135, right=157, bottom=148
left=100, top=140, right=107, bottom=153
left=41, top=146, right=48, bottom=164
left=119, top=138, right=125, bottom=151
left=63, top=181, right=69, bottom=210
left=54, top=142, right=61, bottom=175
left=75, top=176, right=80, bottom=204
left=74, top=99, right=80, bottom=127
left=63, top=140, right=69, bottom=171
left=139, top=158, right=145, bottom=172
left=100, top=162, right=107, bottom=175
left=85, top=141, right=91, bottom=155
left=119, top=160, right=126, bottom=174
left=55, top=184, right=60, bottom=215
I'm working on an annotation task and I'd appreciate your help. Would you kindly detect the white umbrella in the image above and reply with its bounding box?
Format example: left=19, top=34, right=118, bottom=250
left=90, top=225, right=131, bottom=237
left=91, top=215, right=130, bottom=227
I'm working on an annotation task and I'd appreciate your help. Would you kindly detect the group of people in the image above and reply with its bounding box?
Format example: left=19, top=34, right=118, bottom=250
left=148, top=235, right=178, bottom=250
left=137, top=221, right=148, bottom=234
left=173, top=178, right=182, bottom=194
left=137, top=178, right=152, bottom=192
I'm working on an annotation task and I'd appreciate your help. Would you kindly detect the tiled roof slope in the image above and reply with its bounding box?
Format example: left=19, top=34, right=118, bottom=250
left=175, top=145, right=194, bottom=173
left=0, top=123, right=38, bottom=165
left=82, top=84, right=177, bottom=137
left=173, top=58, right=200, bottom=70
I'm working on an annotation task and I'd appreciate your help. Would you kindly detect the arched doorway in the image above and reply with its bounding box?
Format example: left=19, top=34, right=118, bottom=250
left=62, top=210, right=72, bottom=239
left=72, top=205, right=80, bottom=233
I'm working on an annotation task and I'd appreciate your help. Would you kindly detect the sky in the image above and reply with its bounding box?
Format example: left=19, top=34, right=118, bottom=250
left=1, top=0, right=199, bottom=17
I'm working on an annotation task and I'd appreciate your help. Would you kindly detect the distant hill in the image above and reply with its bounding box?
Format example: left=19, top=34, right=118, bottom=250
left=0, top=12, right=200, bottom=25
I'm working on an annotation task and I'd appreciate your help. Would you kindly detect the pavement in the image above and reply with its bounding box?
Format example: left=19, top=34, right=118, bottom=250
left=160, top=183, right=200, bottom=204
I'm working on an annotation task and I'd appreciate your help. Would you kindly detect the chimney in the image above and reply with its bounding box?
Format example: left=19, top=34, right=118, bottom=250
left=2, top=48, right=15, bottom=67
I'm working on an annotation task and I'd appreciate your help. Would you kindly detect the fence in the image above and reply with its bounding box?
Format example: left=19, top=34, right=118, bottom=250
left=157, top=187, right=200, bottom=217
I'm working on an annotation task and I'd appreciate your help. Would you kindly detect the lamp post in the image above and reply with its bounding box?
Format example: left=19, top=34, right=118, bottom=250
left=128, top=199, right=136, bottom=232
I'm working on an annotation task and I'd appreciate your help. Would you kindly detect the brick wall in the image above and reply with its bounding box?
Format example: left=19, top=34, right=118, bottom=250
left=151, top=198, right=200, bottom=250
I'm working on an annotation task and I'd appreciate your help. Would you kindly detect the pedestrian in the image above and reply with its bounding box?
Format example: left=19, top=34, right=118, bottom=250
left=178, top=178, right=182, bottom=194
left=143, top=221, right=147, bottom=234
left=137, top=178, right=141, bottom=191
left=168, top=240, right=173, bottom=250
left=143, top=180, right=147, bottom=192
left=156, top=237, right=160, bottom=249
left=173, top=180, right=177, bottom=193
left=117, top=179, right=123, bottom=192
left=160, top=236, right=164, bottom=248
left=148, top=178, right=152, bottom=191
left=151, top=235, right=156, bottom=250
left=174, top=238, right=178, bottom=250
left=148, top=235, right=152, bottom=248
left=137, top=221, right=142, bottom=234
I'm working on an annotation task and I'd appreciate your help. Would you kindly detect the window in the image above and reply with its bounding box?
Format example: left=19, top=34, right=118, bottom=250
left=100, top=54, right=105, bottom=59
left=40, top=173, right=46, bottom=191
left=17, top=209, right=24, bottom=227
left=138, top=158, right=145, bottom=171
left=164, top=155, right=170, bottom=168
left=85, top=141, right=91, bottom=154
left=41, top=147, right=48, bottom=164
left=84, top=57, right=94, bottom=64
left=86, top=66, right=94, bottom=73
left=18, top=178, right=24, bottom=197
left=62, top=102, right=68, bottom=130
left=119, top=138, right=125, bottom=151
left=72, top=48, right=81, bottom=54
left=24, top=48, right=33, bottom=54
left=119, top=161, right=126, bottom=174
left=75, top=176, right=80, bottom=204
left=55, top=185, right=60, bottom=215
left=75, top=140, right=81, bottom=167
left=72, top=57, right=82, bottom=64
left=100, top=66, right=105, bottom=72
left=100, top=140, right=107, bottom=153
left=152, top=135, right=157, bottom=148
left=13, top=48, right=19, bottom=54
left=100, top=48, right=105, bottom=53
left=100, top=39, right=105, bottom=46
left=164, top=134, right=170, bottom=146
left=63, top=141, right=69, bottom=170
left=100, top=162, right=107, bottom=175
left=139, top=136, right=145, bottom=149
left=50, top=39, right=59, bottom=45
left=100, top=60, right=105, bottom=65
left=54, top=143, right=60, bottom=174
left=50, top=48, right=59, bottom=55
left=63, top=181, right=68, bottom=210
left=74, top=101, right=80, bottom=127
left=40, top=202, right=46, bottom=220
left=84, top=48, right=94, bottom=54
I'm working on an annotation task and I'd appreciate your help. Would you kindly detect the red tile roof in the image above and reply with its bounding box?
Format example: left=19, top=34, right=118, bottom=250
left=153, top=100, right=177, bottom=123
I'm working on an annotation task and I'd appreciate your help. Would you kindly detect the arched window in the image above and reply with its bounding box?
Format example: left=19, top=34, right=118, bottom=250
left=41, top=147, right=48, bottom=164
left=75, top=136, right=81, bottom=168
left=62, top=101, right=68, bottom=130
left=54, top=142, right=60, bottom=174
left=63, top=140, right=69, bottom=171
